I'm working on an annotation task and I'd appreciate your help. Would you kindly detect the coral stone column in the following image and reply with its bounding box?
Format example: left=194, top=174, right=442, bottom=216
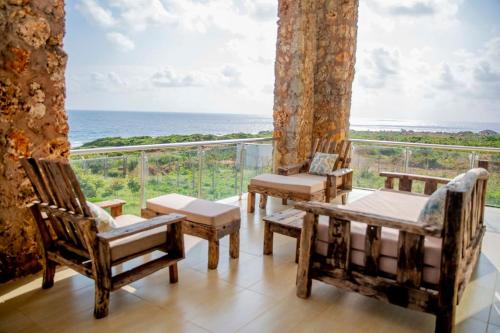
left=273, top=0, right=359, bottom=168
left=313, top=0, right=359, bottom=142
left=273, top=0, right=317, bottom=167
left=0, top=0, right=69, bottom=282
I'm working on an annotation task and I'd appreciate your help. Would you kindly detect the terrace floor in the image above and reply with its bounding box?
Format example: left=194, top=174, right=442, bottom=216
left=1, top=190, right=500, bottom=333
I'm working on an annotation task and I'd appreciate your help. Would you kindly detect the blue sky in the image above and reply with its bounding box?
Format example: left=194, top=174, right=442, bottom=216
left=65, top=0, right=500, bottom=123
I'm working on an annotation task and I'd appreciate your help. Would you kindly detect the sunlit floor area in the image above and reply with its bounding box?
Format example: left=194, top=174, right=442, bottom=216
left=1, top=189, right=500, bottom=333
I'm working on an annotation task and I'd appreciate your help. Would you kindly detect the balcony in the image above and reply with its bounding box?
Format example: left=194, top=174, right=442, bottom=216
left=1, top=192, right=499, bottom=332
left=1, top=138, right=499, bottom=333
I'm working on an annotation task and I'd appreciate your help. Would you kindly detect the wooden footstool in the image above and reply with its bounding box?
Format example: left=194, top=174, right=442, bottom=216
left=141, top=194, right=240, bottom=269
left=263, top=209, right=306, bottom=263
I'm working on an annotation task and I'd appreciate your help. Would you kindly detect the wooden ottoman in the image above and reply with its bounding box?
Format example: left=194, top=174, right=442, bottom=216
left=263, top=209, right=306, bottom=263
left=141, top=194, right=240, bottom=269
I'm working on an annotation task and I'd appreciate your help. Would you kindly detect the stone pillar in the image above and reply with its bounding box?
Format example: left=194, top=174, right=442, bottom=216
left=273, top=0, right=359, bottom=168
left=0, top=0, right=69, bottom=282
left=273, top=0, right=317, bottom=167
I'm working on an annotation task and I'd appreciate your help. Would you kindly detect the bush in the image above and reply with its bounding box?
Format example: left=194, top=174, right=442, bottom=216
left=127, top=178, right=140, bottom=193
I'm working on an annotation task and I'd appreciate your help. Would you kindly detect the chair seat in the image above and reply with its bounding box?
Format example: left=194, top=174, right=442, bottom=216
left=250, top=173, right=342, bottom=195
left=146, top=194, right=240, bottom=227
left=109, top=215, right=166, bottom=261
left=315, top=190, right=442, bottom=284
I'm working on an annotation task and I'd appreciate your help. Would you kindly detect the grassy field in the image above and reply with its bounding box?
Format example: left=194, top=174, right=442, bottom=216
left=72, top=130, right=499, bottom=214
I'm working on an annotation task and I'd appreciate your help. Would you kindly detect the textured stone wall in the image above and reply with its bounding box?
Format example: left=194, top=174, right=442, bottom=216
left=0, top=0, right=69, bottom=282
left=273, top=0, right=359, bottom=167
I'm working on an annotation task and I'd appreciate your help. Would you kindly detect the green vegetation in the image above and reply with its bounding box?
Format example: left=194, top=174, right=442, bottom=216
left=71, top=130, right=499, bottom=215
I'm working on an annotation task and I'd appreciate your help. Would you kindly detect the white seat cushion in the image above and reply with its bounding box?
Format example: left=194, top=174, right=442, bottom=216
left=146, top=194, right=240, bottom=226
left=109, top=214, right=166, bottom=261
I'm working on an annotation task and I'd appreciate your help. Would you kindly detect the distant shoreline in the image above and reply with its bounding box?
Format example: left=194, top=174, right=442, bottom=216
left=74, top=130, right=500, bottom=149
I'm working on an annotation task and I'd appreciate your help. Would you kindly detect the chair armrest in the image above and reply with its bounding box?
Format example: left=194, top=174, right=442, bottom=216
left=295, top=201, right=442, bottom=237
left=327, top=168, right=353, bottom=177
left=97, top=213, right=185, bottom=242
left=277, top=163, right=304, bottom=176
left=95, top=199, right=127, bottom=217
left=379, top=172, right=450, bottom=184
left=95, top=198, right=127, bottom=209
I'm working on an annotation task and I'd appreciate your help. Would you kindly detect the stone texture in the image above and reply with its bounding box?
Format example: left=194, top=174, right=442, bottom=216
left=0, top=0, right=69, bottom=282
left=273, top=0, right=359, bottom=168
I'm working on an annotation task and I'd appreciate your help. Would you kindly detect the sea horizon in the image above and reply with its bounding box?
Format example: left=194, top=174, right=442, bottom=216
left=68, top=109, right=500, bottom=147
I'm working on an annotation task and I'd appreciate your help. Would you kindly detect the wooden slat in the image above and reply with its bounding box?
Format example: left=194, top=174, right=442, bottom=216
left=398, top=177, right=413, bottom=192
left=364, top=225, right=381, bottom=275
left=112, top=254, right=183, bottom=291
left=46, top=160, right=76, bottom=212
left=326, top=217, right=350, bottom=276
left=30, top=158, right=58, bottom=205
left=396, top=232, right=424, bottom=287
left=60, top=162, right=92, bottom=217
left=380, top=172, right=450, bottom=184
left=38, top=160, right=66, bottom=209
left=56, top=162, right=83, bottom=215
left=20, top=158, right=51, bottom=204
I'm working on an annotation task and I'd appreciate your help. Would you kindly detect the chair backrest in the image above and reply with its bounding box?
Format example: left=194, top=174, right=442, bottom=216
left=309, top=137, right=352, bottom=170
left=443, top=168, right=488, bottom=300
left=20, top=157, right=95, bottom=256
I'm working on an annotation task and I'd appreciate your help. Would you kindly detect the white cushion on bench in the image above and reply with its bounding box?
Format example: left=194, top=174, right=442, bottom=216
left=250, top=173, right=326, bottom=194
left=146, top=193, right=240, bottom=227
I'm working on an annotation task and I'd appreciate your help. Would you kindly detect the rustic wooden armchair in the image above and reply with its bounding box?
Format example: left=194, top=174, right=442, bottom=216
left=295, top=167, right=489, bottom=333
left=20, top=157, right=185, bottom=318
left=248, top=138, right=353, bottom=213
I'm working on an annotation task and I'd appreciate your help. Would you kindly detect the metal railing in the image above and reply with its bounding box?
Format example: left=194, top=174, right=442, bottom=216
left=70, top=138, right=274, bottom=213
left=70, top=137, right=499, bottom=213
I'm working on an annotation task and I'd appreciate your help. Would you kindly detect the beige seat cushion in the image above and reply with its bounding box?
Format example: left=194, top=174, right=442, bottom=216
left=109, top=214, right=166, bottom=261
left=146, top=194, right=240, bottom=226
left=250, top=173, right=326, bottom=194
left=314, top=190, right=442, bottom=284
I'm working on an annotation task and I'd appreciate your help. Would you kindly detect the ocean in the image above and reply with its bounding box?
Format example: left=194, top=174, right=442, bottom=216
left=68, top=110, right=500, bottom=147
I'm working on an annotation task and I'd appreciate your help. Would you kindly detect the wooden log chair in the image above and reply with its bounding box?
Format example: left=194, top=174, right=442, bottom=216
left=295, top=166, right=489, bottom=333
left=20, top=157, right=185, bottom=318
left=248, top=138, right=353, bottom=213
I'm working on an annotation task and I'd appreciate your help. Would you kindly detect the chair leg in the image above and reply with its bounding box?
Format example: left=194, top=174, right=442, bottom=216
left=263, top=222, right=273, bottom=256
left=282, top=198, right=288, bottom=205
left=259, top=194, right=268, bottom=209
left=247, top=192, right=256, bottom=213
left=42, top=259, right=56, bottom=289
left=94, top=284, right=110, bottom=319
left=341, top=193, right=349, bottom=205
left=295, top=239, right=300, bottom=264
left=230, top=230, right=240, bottom=259
left=208, top=239, right=220, bottom=269
left=435, top=308, right=455, bottom=333
left=169, top=263, right=179, bottom=283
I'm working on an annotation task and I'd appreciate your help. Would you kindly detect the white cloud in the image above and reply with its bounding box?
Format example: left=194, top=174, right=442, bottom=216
left=106, top=32, right=135, bottom=51
left=77, top=0, right=116, bottom=27
left=151, top=68, right=207, bottom=87
left=357, top=47, right=400, bottom=89
left=109, top=0, right=175, bottom=31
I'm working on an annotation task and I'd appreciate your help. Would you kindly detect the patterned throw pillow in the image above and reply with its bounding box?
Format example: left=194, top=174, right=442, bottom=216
left=87, top=201, right=118, bottom=232
left=308, top=153, right=339, bottom=176
left=417, top=168, right=489, bottom=227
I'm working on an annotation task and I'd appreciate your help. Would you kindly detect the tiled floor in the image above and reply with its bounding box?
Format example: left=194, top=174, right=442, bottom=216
left=1, top=190, right=500, bottom=333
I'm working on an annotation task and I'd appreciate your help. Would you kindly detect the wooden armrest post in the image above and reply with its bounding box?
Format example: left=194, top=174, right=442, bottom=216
left=297, top=212, right=317, bottom=298
left=95, top=199, right=127, bottom=218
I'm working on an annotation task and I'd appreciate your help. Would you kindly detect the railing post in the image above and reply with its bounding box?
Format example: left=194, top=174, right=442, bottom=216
left=139, top=151, right=147, bottom=209
left=469, top=152, right=478, bottom=169
left=197, top=146, right=203, bottom=198
left=404, top=147, right=411, bottom=173
left=239, top=143, right=246, bottom=201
